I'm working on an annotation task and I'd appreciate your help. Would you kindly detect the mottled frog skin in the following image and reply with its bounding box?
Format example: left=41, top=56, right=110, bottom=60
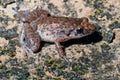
left=19, top=8, right=96, bottom=61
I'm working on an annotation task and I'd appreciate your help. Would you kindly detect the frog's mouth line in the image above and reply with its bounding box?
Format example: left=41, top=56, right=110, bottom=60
left=69, top=28, right=95, bottom=38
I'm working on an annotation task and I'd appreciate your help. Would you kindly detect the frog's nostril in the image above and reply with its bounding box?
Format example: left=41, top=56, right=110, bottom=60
left=88, top=24, right=96, bottom=31
left=76, top=28, right=83, bottom=34
left=81, top=17, right=89, bottom=23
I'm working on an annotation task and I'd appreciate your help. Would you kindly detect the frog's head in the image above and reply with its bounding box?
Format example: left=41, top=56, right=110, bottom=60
left=77, top=17, right=95, bottom=34
left=70, top=17, right=96, bottom=38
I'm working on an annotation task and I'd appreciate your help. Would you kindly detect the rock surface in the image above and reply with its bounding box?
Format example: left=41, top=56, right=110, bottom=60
left=0, top=0, right=120, bottom=79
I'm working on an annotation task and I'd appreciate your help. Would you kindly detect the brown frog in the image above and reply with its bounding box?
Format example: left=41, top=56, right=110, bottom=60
left=19, top=8, right=96, bottom=61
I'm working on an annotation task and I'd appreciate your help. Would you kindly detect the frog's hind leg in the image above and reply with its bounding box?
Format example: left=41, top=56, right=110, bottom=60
left=19, top=29, right=39, bottom=58
left=19, top=27, right=33, bottom=54
left=19, top=24, right=41, bottom=58
left=18, top=8, right=49, bottom=23
left=55, top=37, right=69, bottom=63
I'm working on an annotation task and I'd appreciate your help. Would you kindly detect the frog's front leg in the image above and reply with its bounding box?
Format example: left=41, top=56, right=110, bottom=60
left=55, top=37, right=69, bottom=62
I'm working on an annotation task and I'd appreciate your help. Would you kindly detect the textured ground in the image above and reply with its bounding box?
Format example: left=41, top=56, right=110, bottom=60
left=0, top=0, right=120, bottom=80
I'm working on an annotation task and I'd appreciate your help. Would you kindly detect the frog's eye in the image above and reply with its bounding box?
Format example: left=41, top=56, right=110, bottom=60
left=47, top=13, right=51, bottom=17
left=76, top=28, right=83, bottom=34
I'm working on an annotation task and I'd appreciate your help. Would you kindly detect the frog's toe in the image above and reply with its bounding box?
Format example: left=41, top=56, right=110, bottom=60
left=63, top=56, right=69, bottom=63
left=59, top=54, right=69, bottom=63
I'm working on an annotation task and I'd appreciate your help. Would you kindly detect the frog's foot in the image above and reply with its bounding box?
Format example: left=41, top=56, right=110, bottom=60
left=55, top=38, right=69, bottom=63
left=21, top=41, right=38, bottom=58
left=19, top=27, right=27, bottom=52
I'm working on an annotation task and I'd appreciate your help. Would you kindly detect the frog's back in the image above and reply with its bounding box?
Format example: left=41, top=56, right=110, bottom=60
left=37, top=17, right=82, bottom=28
left=36, top=17, right=95, bottom=42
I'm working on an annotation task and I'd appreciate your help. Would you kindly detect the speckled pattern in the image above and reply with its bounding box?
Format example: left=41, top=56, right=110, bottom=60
left=0, top=0, right=120, bottom=80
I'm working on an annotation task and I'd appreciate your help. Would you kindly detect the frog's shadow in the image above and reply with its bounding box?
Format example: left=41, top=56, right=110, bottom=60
left=40, top=31, right=102, bottom=50
left=62, top=31, right=102, bottom=47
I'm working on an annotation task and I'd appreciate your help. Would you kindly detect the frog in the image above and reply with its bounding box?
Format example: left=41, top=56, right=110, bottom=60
left=19, top=8, right=96, bottom=61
